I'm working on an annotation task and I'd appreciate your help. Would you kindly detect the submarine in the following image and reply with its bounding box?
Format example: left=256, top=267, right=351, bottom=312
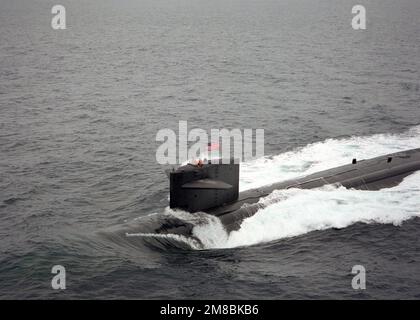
left=153, top=148, right=420, bottom=238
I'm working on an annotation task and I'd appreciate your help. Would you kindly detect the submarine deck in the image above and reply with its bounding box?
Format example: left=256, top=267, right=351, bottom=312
left=206, top=148, right=420, bottom=217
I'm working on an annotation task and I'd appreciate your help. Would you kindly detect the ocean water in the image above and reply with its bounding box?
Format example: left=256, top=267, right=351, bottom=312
left=1, top=0, right=420, bottom=299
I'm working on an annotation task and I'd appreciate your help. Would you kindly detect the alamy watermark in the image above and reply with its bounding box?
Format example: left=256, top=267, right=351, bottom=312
left=50, top=5, right=366, bottom=31
left=155, top=121, right=264, bottom=165
left=351, top=265, right=366, bottom=290
left=352, top=5, right=366, bottom=30
left=51, top=5, right=66, bottom=30
left=51, top=265, right=66, bottom=290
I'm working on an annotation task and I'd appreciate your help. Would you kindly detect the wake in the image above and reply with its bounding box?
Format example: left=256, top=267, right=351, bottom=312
left=134, top=126, right=420, bottom=250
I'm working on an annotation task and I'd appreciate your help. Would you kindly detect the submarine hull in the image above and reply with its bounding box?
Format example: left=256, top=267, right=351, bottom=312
left=156, top=148, right=420, bottom=237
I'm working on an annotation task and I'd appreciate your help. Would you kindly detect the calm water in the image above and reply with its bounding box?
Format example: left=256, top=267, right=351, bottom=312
left=1, top=0, right=420, bottom=299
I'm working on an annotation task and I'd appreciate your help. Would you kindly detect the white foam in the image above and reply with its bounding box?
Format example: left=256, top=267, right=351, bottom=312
left=218, top=174, right=420, bottom=248
left=239, top=125, right=420, bottom=191
left=189, top=126, right=420, bottom=249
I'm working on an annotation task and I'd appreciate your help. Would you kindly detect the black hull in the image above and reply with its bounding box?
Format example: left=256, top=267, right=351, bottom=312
left=156, top=148, right=420, bottom=238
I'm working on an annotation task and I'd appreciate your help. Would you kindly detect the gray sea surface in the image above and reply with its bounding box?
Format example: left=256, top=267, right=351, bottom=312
left=1, top=0, right=420, bottom=299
